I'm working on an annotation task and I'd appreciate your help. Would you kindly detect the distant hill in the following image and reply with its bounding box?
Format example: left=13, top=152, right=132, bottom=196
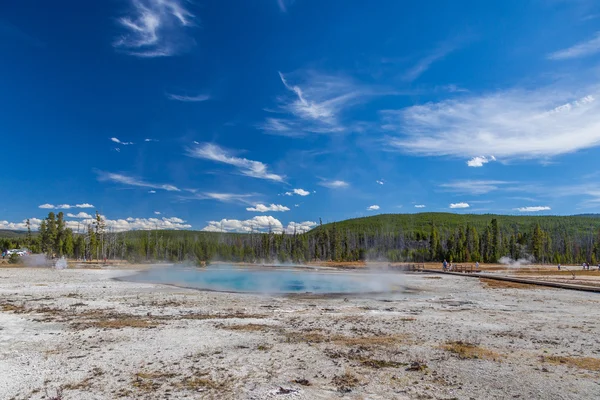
left=0, top=229, right=28, bottom=239
left=313, top=213, right=600, bottom=237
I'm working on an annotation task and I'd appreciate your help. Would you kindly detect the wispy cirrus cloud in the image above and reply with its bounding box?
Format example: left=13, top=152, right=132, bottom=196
left=385, top=83, right=600, bottom=161
left=376, top=180, right=385, bottom=185
left=440, top=180, right=511, bottom=195
left=318, top=179, right=349, bottom=189
left=414, top=204, right=426, bottom=208
left=186, top=143, right=284, bottom=182
left=515, top=206, right=551, bottom=212
left=548, top=32, right=600, bottom=60
left=260, top=71, right=383, bottom=137
left=111, top=137, right=134, bottom=145
left=467, top=155, right=496, bottom=167
left=403, top=44, right=459, bottom=82
left=166, top=93, right=210, bottom=102
left=246, top=204, right=290, bottom=212
left=184, top=192, right=257, bottom=205
left=277, top=0, right=295, bottom=12
left=449, top=202, right=470, bottom=209
left=97, top=171, right=180, bottom=192
left=113, top=0, right=196, bottom=57
left=0, top=20, right=44, bottom=47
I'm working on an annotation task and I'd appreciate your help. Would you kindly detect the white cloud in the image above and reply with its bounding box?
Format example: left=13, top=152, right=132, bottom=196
left=64, top=216, right=191, bottom=232
left=449, top=202, right=470, bottom=209
left=144, top=138, right=159, bottom=142
left=2, top=215, right=190, bottom=232
left=467, top=155, right=496, bottom=167
left=246, top=204, right=290, bottom=212
left=318, top=179, right=349, bottom=189
left=202, top=216, right=316, bottom=234
left=385, top=85, right=600, bottom=160
left=284, top=188, right=310, bottom=196
left=440, top=180, right=511, bottom=195
left=113, top=0, right=195, bottom=57
left=294, top=204, right=299, bottom=207
left=376, top=180, right=384, bottom=185
left=39, top=203, right=95, bottom=210
left=110, top=137, right=133, bottom=145
left=260, top=71, right=380, bottom=137
left=414, top=204, right=426, bottom=208
left=548, top=32, right=600, bottom=60
left=0, top=218, right=43, bottom=231
left=186, top=143, right=284, bottom=182
left=154, top=211, right=161, bottom=215
left=166, top=93, right=210, bottom=102
left=97, top=171, right=180, bottom=192
left=515, top=206, right=551, bottom=212
left=67, top=212, right=93, bottom=219
left=148, top=190, right=156, bottom=194
left=367, top=205, right=380, bottom=211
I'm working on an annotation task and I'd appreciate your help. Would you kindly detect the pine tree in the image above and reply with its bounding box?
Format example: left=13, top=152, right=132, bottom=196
left=429, top=225, right=441, bottom=261
left=46, top=212, right=57, bottom=257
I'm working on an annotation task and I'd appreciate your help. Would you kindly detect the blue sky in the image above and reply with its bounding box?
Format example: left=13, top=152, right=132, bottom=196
left=2, top=0, right=600, bottom=233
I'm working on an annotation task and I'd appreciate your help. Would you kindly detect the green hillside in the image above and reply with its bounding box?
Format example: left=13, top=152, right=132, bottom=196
left=3, top=212, right=600, bottom=265
left=314, top=213, right=600, bottom=237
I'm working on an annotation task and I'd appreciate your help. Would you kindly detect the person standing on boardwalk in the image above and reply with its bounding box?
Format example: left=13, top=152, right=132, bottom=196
left=443, top=259, right=448, bottom=271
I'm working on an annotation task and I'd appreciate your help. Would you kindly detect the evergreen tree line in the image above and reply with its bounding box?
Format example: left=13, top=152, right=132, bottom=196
left=3, top=213, right=600, bottom=265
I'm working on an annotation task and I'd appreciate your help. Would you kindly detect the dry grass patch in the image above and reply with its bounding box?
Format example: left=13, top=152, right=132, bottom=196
left=71, top=311, right=161, bottom=330
left=331, top=371, right=360, bottom=393
left=516, top=269, right=600, bottom=276
left=63, top=368, right=103, bottom=391
left=358, top=358, right=406, bottom=369
left=332, top=334, right=407, bottom=347
left=541, top=356, right=600, bottom=371
left=0, top=302, right=26, bottom=313
left=85, top=317, right=158, bottom=329
left=220, top=323, right=272, bottom=332
left=442, top=341, right=503, bottom=360
left=132, top=371, right=177, bottom=392
left=480, top=278, right=548, bottom=290
left=286, top=330, right=408, bottom=348
left=181, top=376, right=223, bottom=391
left=178, top=312, right=266, bottom=320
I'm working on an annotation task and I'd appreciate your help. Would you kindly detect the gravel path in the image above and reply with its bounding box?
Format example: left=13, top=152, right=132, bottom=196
left=1, top=267, right=599, bottom=399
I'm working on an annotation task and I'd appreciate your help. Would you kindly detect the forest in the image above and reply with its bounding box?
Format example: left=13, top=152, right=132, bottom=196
left=3, top=212, right=600, bottom=265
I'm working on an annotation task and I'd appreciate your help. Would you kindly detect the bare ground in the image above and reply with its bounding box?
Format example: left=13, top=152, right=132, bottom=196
left=1, top=267, right=599, bottom=399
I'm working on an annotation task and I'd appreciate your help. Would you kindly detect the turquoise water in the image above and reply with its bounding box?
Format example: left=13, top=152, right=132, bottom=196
left=126, top=266, right=406, bottom=294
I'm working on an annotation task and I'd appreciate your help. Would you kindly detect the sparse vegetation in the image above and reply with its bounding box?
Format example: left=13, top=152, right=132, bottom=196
left=480, top=278, right=550, bottom=290
left=442, top=341, right=503, bottom=360
left=219, top=323, right=271, bottom=332
left=541, top=355, right=600, bottom=371
left=332, top=371, right=360, bottom=393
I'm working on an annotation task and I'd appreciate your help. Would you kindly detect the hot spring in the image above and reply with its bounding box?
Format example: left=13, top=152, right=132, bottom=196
left=124, top=265, right=408, bottom=294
